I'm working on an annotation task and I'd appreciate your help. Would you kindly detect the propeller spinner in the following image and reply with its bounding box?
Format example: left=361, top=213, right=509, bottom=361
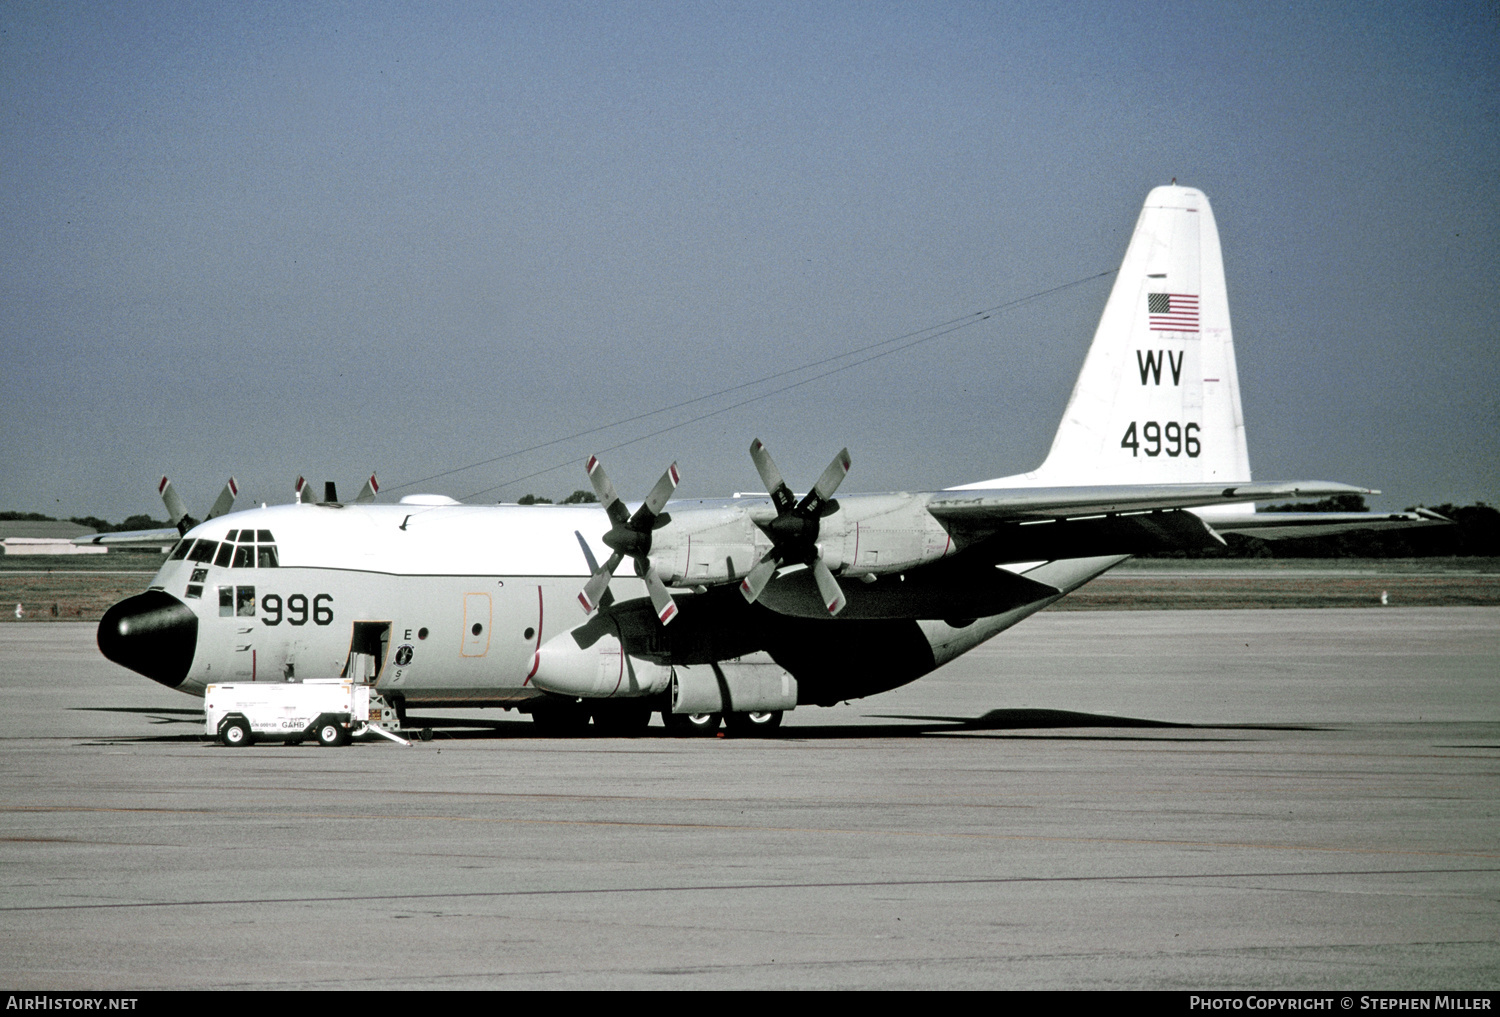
left=740, top=439, right=851, bottom=615
left=577, top=456, right=682, bottom=625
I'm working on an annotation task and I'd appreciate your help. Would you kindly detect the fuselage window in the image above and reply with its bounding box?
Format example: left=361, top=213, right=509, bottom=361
left=214, top=543, right=234, bottom=568
left=232, top=545, right=255, bottom=569
left=219, top=586, right=234, bottom=617
left=188, top=540, right=218, bottom=564
left=236, top=586, right=256, bottom=616
left=168, top=540, right=191, bottom=561
left=257, top=545, right=279, bottom=568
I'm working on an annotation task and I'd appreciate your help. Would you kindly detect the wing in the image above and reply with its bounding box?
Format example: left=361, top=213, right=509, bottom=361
left=72, top=528, right=181, bottom=550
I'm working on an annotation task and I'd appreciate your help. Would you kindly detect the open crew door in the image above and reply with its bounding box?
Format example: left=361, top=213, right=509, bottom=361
left=342, top=622, right=391, bottom=684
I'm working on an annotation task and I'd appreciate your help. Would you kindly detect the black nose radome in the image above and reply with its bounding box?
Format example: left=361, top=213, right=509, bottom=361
left=98, top=591, right=199, bottom=689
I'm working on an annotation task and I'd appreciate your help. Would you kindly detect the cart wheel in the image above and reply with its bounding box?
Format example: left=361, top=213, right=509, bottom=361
left=317, top=722, right=347, bottom=747
left=221, top=718, right=252, bottom=747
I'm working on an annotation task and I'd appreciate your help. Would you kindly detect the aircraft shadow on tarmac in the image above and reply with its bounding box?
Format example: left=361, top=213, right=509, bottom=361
left=74, top=705, right=1323, bottom=744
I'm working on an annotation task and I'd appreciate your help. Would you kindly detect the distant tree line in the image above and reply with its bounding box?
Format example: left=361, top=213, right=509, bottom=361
left=0, top=511, right=169, bottom=532
left=515, top=490, right=598, bottom=505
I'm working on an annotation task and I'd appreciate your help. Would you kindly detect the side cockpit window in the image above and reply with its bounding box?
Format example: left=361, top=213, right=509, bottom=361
left=187, top=540, right=218, bottom=564
left=168, top=540, right=191, bottom=561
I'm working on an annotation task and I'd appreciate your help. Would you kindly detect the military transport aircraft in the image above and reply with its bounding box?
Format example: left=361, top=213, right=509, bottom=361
left=92, top=184, right=1443, bottom=736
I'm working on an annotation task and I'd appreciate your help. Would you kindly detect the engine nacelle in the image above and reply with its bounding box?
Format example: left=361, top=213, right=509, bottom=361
left=647, top=496, right=955, bottom=588
left=528, top=631, right=672, bottom=699
left=645, top=507, right=764, bottom=587
left=819, top=494, right=955, bottom=577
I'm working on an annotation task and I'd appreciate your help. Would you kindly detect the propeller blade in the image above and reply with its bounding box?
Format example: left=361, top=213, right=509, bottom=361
left=644, top=567, right=678, bottom=626
left=158, top=477, right=191, bottom=533
left=812, top=557, right=847, bottom=616
left=581, top=458, right=682, bottom=627
left=205, top=478, right=239, bottom=521
left=797, top=448, right=851, bottom=517
left=354, top=474, right=379, bottom=504
left=578, top=551, right=624, bottom=614
left=749, top=438, right=796, bottom=515
left=634, top=462, right=680, bottom=523
left=739, top=554, right=780, bottom=604
left=295, top=476, right=315, bottom=504
left=586, top=455, right=630, bottom=526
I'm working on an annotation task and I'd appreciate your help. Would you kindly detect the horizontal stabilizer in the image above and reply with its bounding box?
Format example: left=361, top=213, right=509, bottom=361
left=1210, top=508, right=1451, bottom=541
left=927, top=481, right=1373, bottom=525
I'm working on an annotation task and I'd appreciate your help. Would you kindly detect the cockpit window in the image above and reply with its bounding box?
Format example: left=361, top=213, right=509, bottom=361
left=256, top=545, right=279, bottom=568
left=224, top=530, right=239, bottom=541
left=238, top=530, right=255, bottom=543
left=257, top=530, right=274, bottom=542
left=187, top=540, right=218, bottom=564
left=232, top=545, right=255, bottom=568
left=214, top=542, right=234, bottom=568
left=168, top=540, right=191, bottom=561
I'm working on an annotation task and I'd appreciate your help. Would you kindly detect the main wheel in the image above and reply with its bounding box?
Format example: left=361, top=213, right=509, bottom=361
left=220, top=718, right=252, bottom=747
left=316, top=722, right=347, bottom=747
left=529, top=696, right=592, bottom=736
left=724, top=710, right=784, bottom=736
left=590, top=700, right=653, bottom=736
left=661, top=711, right=722, bottom=736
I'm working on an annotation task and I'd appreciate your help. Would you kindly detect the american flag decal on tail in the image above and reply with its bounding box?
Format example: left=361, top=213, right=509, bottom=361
left=1148, top=292, right=1199, bottom=333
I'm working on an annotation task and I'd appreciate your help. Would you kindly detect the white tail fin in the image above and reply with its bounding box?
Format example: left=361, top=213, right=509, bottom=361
left=962, top=184, right=1251, bottom=489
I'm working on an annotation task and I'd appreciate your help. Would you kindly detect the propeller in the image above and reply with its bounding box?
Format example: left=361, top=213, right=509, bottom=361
left=577, top=456, right=681, bottom=625
left=160, top=476, right=239, bottom=536
left=740, top=439, right=851, bottom=615
left=295, top=474, right=378, bottom=505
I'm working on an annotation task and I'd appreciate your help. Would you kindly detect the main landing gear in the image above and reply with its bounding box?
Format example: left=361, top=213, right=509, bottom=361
left=661, top=710, right=722, bottom=736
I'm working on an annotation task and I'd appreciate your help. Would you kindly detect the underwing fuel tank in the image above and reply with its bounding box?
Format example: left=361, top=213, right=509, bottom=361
left=528, top=631, right=672, bottom=699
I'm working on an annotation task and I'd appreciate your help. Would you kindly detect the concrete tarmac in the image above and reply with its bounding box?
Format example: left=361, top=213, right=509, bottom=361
left=1, top=609, right=1497, bottom=990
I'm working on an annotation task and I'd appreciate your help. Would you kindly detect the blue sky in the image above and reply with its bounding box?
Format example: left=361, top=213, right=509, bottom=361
left=2, top=1, right=1496, bottom=519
